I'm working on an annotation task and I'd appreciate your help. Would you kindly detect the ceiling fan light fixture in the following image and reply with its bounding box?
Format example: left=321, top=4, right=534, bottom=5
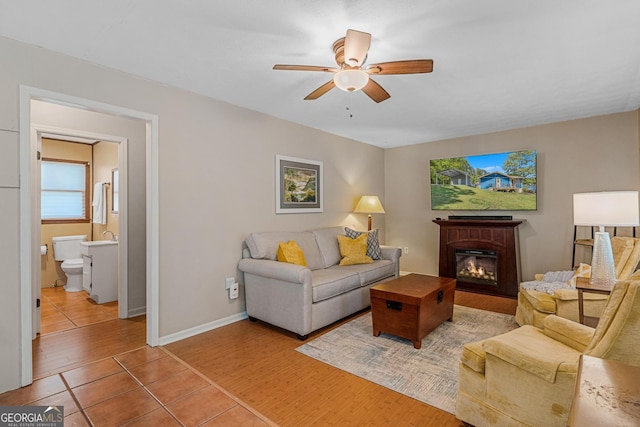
left=333, top=69, right=369, bottom=92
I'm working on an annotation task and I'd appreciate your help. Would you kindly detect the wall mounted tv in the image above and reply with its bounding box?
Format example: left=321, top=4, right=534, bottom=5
left=430, top=149, right=537, bottom=211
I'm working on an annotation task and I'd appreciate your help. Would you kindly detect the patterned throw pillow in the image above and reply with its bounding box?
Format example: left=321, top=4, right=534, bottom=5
left=337, top=234, right=373, bottom=266
left=276, top=240, right=307, bottom=266
left=344, top=227, right=382, bottom=260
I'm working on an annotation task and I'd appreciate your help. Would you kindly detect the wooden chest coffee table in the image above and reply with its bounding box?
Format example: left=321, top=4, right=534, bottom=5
left=370, top=274, right=456, bottom=349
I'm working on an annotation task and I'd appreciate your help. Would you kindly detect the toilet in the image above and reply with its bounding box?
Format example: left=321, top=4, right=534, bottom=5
left=52, top=235, right=87, bottom=292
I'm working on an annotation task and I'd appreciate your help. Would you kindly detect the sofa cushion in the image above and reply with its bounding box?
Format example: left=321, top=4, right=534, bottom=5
left=310, top=226, right=345, bottom=268
left=245, top=231, right=324, bottom=270
left=329, top=260, right=396, bottom=285
left=345, top=227, right=382, bottom=260
left=311, top=269, right=361, bottom=303
left=277, top=240, right=306, bottom=266
left=518, top=288, right=557, bottom=313
left=337, top=234, right=373, bottom=266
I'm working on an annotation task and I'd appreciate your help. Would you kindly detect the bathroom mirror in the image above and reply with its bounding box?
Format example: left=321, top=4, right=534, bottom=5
left=111, top=168, right=119, bottom=213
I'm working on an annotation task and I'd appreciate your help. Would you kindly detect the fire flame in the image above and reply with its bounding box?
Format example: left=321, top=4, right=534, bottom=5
left=467, top=260, right=485, bottom=276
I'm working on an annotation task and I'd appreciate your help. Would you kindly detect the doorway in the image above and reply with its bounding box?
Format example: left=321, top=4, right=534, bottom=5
left=19, top=86, right=160, bottom=386
left=37, top=130, right=124, bottom=335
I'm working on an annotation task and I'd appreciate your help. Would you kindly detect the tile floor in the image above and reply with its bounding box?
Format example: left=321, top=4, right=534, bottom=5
left=0, top=346, right=272, bottom=426
left=40, top=286, right=118, bottom=335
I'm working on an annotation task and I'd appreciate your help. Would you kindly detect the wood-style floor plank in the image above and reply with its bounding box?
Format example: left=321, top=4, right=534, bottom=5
left=165, top=290, right=512, bottom=426
left=33, top=316, right=146, bottom=379
left=32, top=287, right=515, bottom=426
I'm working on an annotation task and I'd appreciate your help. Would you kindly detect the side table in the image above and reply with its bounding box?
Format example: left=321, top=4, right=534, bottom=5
left=568, top=355, right=640, bottom=426
left=575, top=277, right=612, bottom=327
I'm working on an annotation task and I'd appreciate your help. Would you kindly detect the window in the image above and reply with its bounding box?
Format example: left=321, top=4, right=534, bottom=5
left=41, top=159, right=90, bottom=223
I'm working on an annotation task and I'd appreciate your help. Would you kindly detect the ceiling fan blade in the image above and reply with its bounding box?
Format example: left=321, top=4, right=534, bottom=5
left=366, top=59, right=434, bottom=75
left=343, top=29, right=371, bottom=67
left=273, top=64, right=338, bottom=72
left=304, top=80, right=336, bottom=100
left=361, top=78, right=390, bottom=103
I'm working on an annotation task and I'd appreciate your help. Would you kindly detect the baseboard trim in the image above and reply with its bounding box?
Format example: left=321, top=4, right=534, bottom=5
left=158, top=311, right=248, bottom=346
left=127, top=306, right=146, bottom=318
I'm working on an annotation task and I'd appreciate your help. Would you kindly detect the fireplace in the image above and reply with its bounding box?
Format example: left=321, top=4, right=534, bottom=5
left=456, top=249, right=498, bottom=287
left=433, top=219, right=523, bottom=298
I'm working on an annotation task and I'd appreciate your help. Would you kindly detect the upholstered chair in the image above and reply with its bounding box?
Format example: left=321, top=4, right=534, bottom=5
left=456, top=279, right=640, bottom=427
left=515, top=236, right=640, bottom=328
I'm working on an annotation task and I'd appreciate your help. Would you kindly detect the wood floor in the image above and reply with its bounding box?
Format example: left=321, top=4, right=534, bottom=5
left=23, top=287, right=516, bottom=426
left=165, top=291, right=517, bottom=427
left=35, top=287, right=138, bottom=379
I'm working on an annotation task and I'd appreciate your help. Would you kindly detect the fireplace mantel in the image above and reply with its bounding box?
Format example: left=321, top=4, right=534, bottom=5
left=433, top=219, right=524, bottom=298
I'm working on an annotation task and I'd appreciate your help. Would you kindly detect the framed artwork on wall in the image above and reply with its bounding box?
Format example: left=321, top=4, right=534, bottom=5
left=275, top=155, right=323, bottom=213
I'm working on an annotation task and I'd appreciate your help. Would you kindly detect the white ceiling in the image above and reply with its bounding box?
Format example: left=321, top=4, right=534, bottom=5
left=2, top=0, right=640, bottom=148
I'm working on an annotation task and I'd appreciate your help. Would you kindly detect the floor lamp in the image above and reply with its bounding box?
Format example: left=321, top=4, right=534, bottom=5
left=354, top=195, right=385, bottom=231
left=573, top=191, right=640, bottom=288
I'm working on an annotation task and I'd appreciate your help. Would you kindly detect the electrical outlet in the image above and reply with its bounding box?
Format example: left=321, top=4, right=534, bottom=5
left=225, top=277, right=235, bottom=290
left=229, top=282, right=239, bottom=299
left=404, top=247, right=409, bottom=254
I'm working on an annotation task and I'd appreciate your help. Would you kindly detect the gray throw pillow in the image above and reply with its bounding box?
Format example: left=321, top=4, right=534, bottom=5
left=344, top=227, right=382, bottom=260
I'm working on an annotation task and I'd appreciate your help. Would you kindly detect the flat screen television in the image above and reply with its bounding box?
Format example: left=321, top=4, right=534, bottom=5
left=430, top=149, right=537, bottom=211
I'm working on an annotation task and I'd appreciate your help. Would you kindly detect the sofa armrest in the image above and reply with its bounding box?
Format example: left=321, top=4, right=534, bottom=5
left=238, top=258, right=312, bottom=284
left=543, top=315, right=594, bottom=352
left=380, top=245, right=401, bottom=262
left=483, top=325, right=581, bottom=383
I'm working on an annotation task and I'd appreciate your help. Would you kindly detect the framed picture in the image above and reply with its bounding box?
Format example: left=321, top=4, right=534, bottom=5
left=275, top=155, right=323, bottom=213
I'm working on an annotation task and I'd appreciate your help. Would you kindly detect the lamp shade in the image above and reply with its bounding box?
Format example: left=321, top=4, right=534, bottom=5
left=573, top=191, right=640, bottom=227
left=354, top=196, right=385, bottom=214
left=333, top=69, right=369, bottom=92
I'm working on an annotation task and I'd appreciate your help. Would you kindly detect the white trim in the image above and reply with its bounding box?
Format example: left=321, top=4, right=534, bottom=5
left=146, top=119, right=160, bottom=346
left=19, top=87, right=33, bottom=386
left=158, top=312, right=248, bottom=346
left=19, top=85, right=160, bottom=386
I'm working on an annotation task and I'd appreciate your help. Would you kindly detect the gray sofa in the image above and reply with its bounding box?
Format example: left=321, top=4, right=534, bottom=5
left=238, top=226, right=402, bottom=339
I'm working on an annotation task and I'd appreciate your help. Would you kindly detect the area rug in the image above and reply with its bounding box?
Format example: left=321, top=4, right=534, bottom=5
left=296, top=305, right=518, bottom=414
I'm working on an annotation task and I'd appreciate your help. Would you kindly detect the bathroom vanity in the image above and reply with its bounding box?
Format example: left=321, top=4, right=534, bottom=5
left=81, top=240, right=118, bottom=304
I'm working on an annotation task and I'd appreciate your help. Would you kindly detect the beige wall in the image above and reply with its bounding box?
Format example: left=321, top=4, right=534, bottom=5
left=91, top=141, right=119, bottom=239
left=385, top=112, right=640, bottom=280
left=0, top=35, right=385, bottom=392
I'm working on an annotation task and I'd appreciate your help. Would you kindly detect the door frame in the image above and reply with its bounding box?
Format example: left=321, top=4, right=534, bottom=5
left=19, top=85, right=160, bottom=386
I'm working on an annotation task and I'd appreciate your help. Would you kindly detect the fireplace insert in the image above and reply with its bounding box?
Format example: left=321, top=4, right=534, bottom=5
left=455, top=249, right=498, bottom=287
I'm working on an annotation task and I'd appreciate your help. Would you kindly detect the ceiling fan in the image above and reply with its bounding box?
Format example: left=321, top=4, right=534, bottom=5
left=273, top=29, right=433, bottom=103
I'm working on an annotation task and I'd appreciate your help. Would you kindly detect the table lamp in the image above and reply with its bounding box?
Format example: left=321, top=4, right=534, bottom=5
left=573, top=191, right=639, bottom=287
left=354, top=195, right=385, bottom=231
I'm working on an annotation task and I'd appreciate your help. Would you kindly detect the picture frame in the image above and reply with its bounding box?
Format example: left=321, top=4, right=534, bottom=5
left=275, top=155, right=323, bottom=213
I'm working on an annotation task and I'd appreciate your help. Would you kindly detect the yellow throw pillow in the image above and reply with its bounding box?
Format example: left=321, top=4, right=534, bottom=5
left=337, top=234, right=373, bottom=266
left=277, top=240, right=306, bottom=266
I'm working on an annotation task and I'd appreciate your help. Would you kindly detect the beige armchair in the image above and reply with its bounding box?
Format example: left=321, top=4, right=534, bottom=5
left=515, top=236, right=640, bottom=328
left=456, top=279, right=640, bottom=427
